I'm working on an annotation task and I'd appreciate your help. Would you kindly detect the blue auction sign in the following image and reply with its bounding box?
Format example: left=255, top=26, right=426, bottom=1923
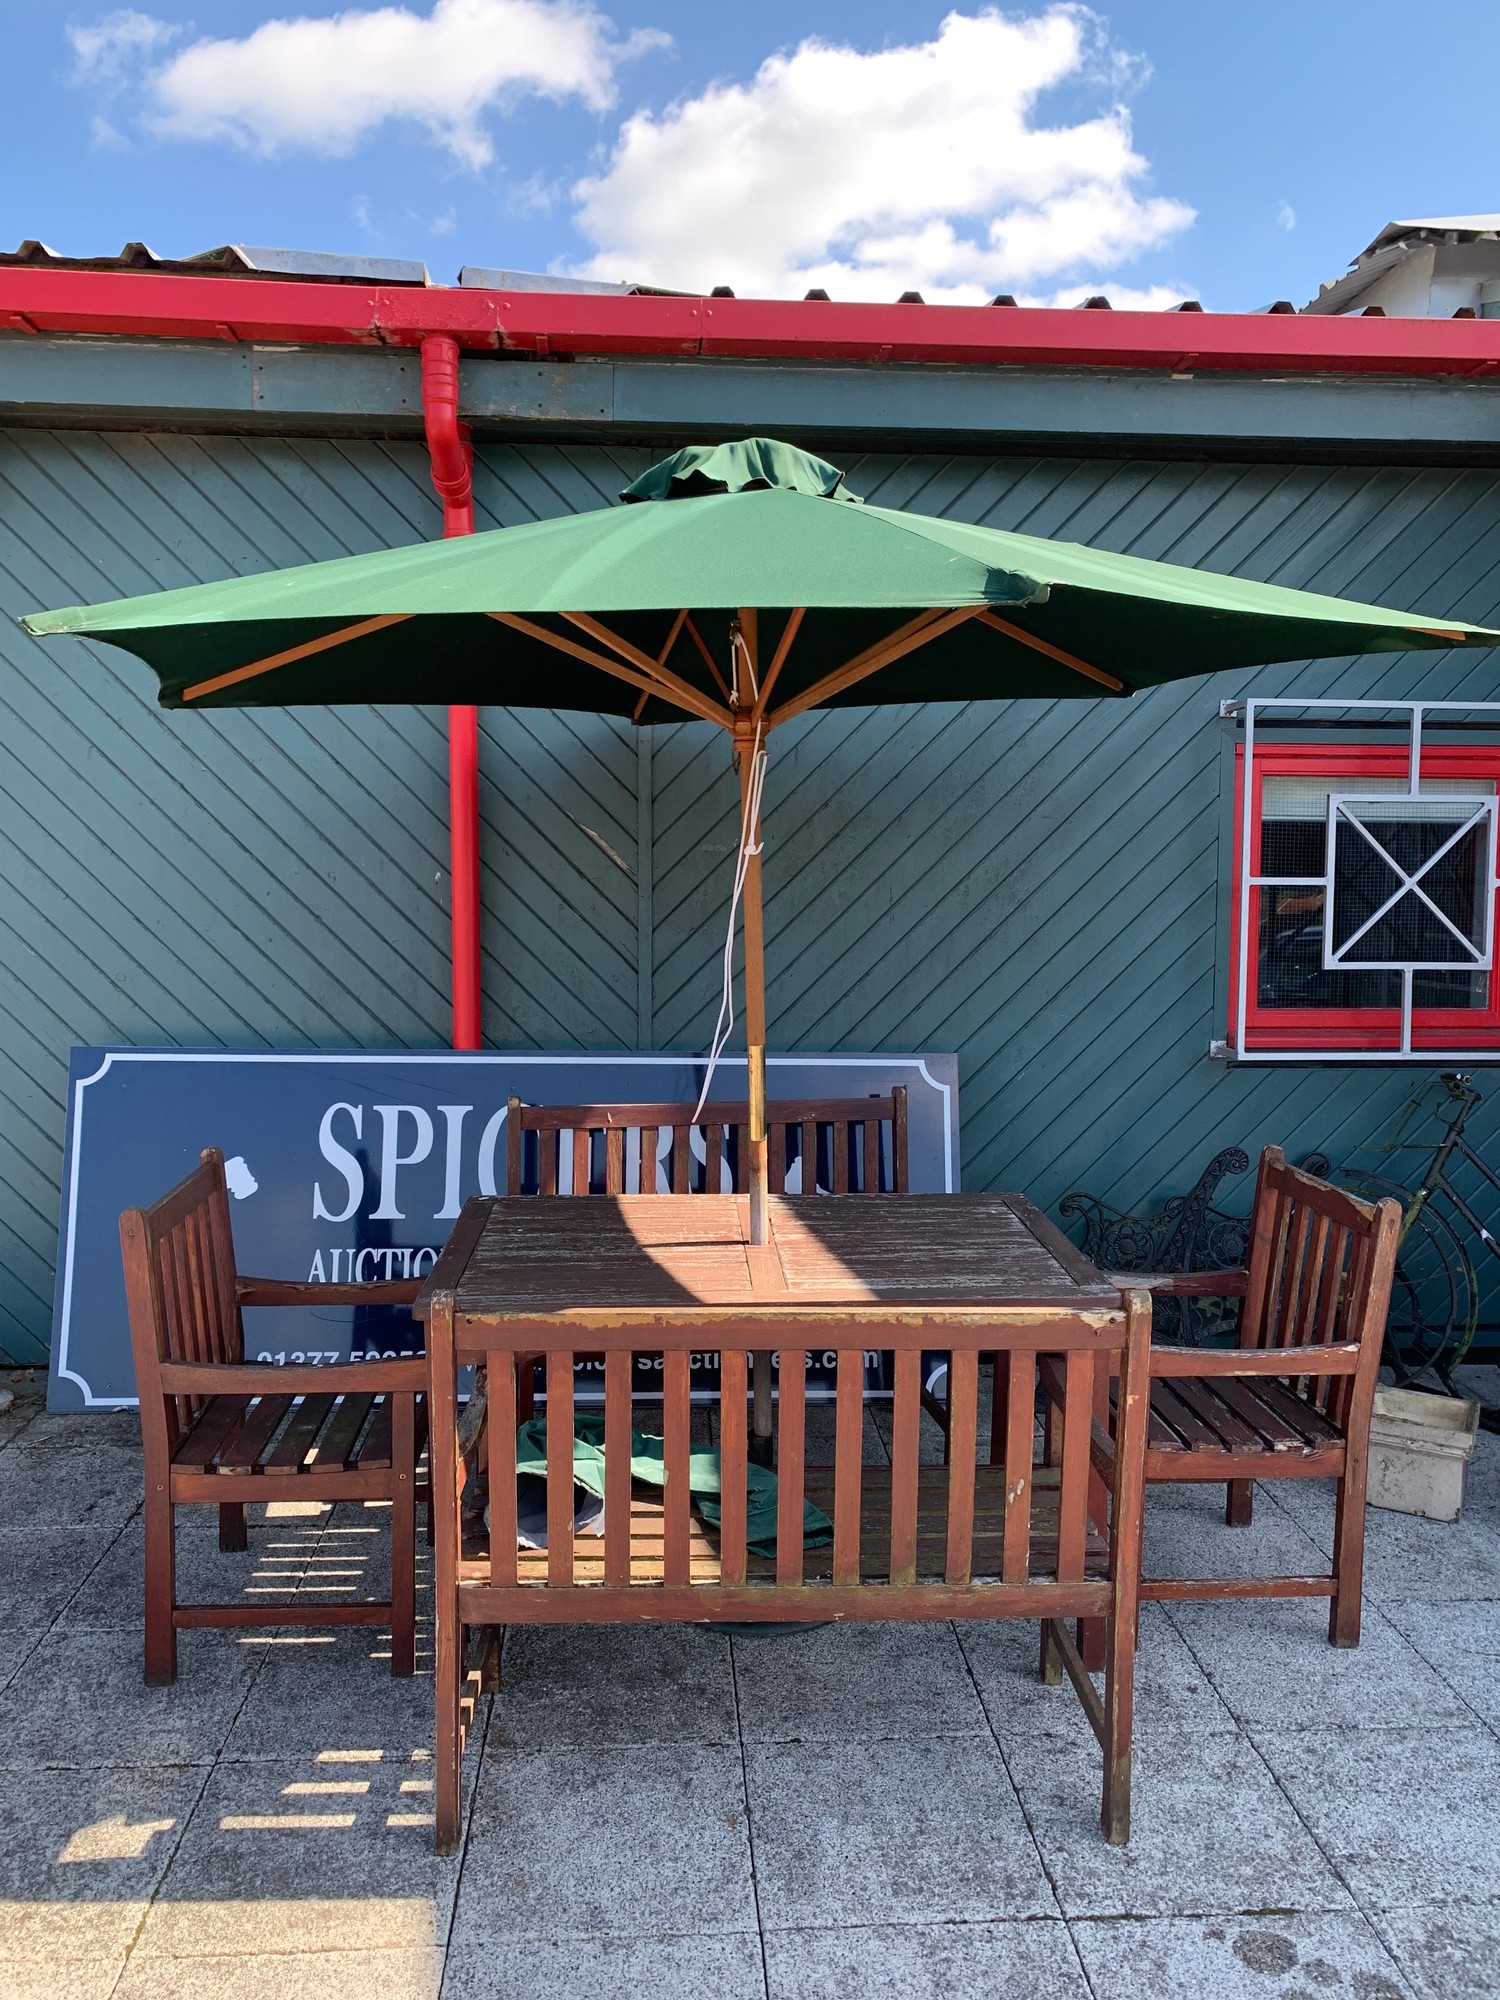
left=49, top=1049, right=958, bottom=1411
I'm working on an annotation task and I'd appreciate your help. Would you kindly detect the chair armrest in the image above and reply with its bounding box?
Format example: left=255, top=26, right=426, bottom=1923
left=1111, top=1268, right=1248, bottom=1297
left=159, top=1358, right=427, bottom=1397
left=1148, top=1342, right=1361, bottom=1378
left=235, top=1277, right=422, bottom=1308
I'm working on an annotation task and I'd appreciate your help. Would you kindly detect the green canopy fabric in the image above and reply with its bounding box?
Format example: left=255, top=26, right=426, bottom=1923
left=514, top=1409, right=832, bottom=1558
left=22, top=438, right=1497, bottom=717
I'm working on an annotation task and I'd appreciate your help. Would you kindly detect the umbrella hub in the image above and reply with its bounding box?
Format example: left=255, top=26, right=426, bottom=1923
left=620, top=436, right=861, bottom=505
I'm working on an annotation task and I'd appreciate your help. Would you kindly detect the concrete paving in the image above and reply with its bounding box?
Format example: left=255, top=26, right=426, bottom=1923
left=0, top=1375, right=1497, bottom=1999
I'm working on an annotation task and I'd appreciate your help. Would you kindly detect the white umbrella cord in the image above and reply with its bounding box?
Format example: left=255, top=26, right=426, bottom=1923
left=693, top=720, right=767, bottom=1123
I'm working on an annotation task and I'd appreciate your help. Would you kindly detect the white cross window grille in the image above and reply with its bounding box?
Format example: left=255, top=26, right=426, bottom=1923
left=1323, top=794, right=1497, bottom=973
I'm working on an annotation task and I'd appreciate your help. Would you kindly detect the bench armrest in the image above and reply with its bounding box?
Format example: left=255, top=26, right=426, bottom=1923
left=1148, top=1341, right=1361, bottom=1377
left=235, top=1277, right=422, bottom=1308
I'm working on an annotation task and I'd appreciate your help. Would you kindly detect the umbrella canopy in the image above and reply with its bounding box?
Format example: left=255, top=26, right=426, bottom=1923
left=22, top=436, right=1496, bottom=724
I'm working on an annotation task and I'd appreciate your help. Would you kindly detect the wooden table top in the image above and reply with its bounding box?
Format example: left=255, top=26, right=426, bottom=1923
left=417, top=1192, right=1119, bottom=1326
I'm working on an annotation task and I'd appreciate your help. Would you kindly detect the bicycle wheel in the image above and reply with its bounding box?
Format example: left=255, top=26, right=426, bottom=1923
left=1336, top=1173, right=1476, bottom=1385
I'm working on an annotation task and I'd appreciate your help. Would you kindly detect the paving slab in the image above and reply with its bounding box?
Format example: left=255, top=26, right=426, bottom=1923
left=297, top=1500, right=432, bottom=1607
left=1071, top=1910, right=1411, bottom=2000
left=451, top=1739, right=756, bottom=1945
left=443, top=1932, right=768, bottom=1999
left=1269, top=1482, right=1500, bottom=1605
left=961, top=1605, right=1234, bottom=1745
left=1378, top=1901, right=1500, bottom=1999
left=733, top=1620, right=988, bottom=1743
left=802, top=1401, right=892, bottom=1465
left=1165, top=1596, right=1469, bottom=1732
left=490, top=1621, right=737, bottom=1751
left=1379, top=1599, right=1500, bottom=1731
left=0, top=1626, right=43, bottom=1696
left=763, top=1917, right=1090, bottom=1999
left=20, top=1411, right=142, bottom=1452
left=0, top=1762, right=205, bottom=1960
left=0, top=1959, right=125, bottom=1999
left=1006, top=1725, right=1352, bottom=1919
left=0, top=1626, right=261, bottom=1770
left=0, top=1438, right=144, bottom=1531
left=133, top=1752, right=463, bottom=1959
left=1255, top=1722, right=1500, bottom=1911
left=745, top=1733, right=1056, bottom=1931
left=64, top=1514, right=325, bottom=1631
left=222, top=1627, right=435, bottom=1761
left=0, top=1528, right=124, bottom=1628
left=114, top=1945, right=446, bottom=1998
left=1143, top=1478, right=1335, bottom=1586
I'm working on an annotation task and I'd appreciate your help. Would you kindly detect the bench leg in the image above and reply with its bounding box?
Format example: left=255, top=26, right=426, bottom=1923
left=1328, top=1459, right=1366, bottom=1649
left=1101, top=1609, right=1135, bottom=1845
left=390, top=1396, right=417, bottom=1678
left=217, top=1501, right=248, bottom=1553
left=1225, top=1479, right=1254, bottom=1528
left=144, top=1490, right=177, bottom=1687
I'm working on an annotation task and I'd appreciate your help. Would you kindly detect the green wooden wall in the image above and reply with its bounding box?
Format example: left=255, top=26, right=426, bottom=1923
left=3, top=427, right=1500, bottom=1365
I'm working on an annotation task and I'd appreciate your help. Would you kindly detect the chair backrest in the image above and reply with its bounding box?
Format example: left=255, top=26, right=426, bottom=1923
left=505, top=1090, right=909, bottom=1198
left=120, top=1146, right=243, bottom=1448
left=1240, top=1147, right=1400, bottom=1415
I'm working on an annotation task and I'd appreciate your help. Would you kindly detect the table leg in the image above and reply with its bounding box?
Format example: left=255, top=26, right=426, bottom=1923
left=751, top=1350, right=774, bottom=1467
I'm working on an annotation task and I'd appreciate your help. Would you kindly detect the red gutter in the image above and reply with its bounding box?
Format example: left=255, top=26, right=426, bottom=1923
left=420, top=335, right=481, bottom=1053
left=4, top=266, right=1500, bottom=376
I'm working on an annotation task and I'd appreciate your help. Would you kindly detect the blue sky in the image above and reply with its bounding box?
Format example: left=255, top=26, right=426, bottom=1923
left=5, top=1, right=1499, bottom=311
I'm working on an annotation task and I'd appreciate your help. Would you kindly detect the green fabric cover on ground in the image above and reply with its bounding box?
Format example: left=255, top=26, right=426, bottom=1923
left=515, top=1411, right=832, bottom=1558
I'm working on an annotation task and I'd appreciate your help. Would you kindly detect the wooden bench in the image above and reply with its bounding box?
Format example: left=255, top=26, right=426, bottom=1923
left=120, top=1146, right=429, bottom=1684
left=422, top=1193, right=1152, bottom=1852
left=1043, top=1148, right=1400, bottom=1646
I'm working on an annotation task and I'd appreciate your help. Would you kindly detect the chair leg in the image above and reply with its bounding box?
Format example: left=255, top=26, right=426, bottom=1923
left=218, top=1501, right=248, bottom=1552
left=1225, top=1480, right=1254, bottom=1528
left=144, top=1489, right=177, bottom=1687
left=390, top=1396, right=417, bottom=1677
left=1039, top=1619, right=1062, bottom=1685
left=1328, top=1463, right=1366, bottom=1649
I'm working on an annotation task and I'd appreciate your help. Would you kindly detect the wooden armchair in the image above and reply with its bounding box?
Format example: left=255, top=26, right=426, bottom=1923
left=120, top=1146, right=427, bottom=1685
left=1043, top=1147, right=1400, bottom=1646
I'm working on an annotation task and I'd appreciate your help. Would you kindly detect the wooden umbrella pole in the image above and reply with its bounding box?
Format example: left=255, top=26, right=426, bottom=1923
left=735, top=614, right=775, bottom=1463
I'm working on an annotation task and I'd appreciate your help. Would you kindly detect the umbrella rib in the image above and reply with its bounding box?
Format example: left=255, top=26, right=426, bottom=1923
left=976, top=610, right=1126, bottom=692
left=682, top=614, right=735, bottom=707
left=560, top=612, right=735, bottom=728
left=752, top=609, right=806, bottom=722
left=765, top=605, right=983, bottom=729
left=487, top=613, right=731, bottom=729
left=179, top=614, right=413, bottom=703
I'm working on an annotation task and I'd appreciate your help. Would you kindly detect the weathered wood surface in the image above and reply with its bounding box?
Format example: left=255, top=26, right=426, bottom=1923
left=419, top=1192, right=1120, bottom=1332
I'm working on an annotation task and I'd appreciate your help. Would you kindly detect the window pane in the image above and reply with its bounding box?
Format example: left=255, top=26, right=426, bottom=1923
left=1257, top=887, right=1398, bottom=1009
left=1332, top=802, right=1489, bottom=967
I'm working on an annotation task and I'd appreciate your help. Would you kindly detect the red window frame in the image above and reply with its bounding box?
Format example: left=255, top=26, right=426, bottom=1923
left=1230, top=741, right=1500, bottom=1052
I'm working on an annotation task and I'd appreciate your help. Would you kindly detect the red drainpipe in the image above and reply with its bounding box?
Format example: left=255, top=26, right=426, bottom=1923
left=420, top=334, right=481, bottom=1050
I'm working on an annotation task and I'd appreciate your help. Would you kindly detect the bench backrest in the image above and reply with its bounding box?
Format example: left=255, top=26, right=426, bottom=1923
left=1240, top=1147, right=1399, bottom=1422
left=120, top=1146, right=243, bottom=1450
left=435, top=1292, right=1151, bottom=1618
left=506, top=1089, right=908, bottom=1198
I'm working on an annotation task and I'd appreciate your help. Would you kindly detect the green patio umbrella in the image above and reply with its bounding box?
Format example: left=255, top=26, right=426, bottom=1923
left=22, top=436, right=1500, bottom=1278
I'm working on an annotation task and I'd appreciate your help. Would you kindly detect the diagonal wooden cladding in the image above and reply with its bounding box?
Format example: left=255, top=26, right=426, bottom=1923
left=4, top=429, right=1500, bottom=1363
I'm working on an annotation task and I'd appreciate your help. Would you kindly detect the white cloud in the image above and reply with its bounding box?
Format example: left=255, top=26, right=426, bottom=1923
left=570, top=6, right=1194, bottom=303
left=68, top=8, right=180, bottom=84
left=68, top=0, right=667, bottom=170
left=1276, top=200, right=1297, bottom=232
